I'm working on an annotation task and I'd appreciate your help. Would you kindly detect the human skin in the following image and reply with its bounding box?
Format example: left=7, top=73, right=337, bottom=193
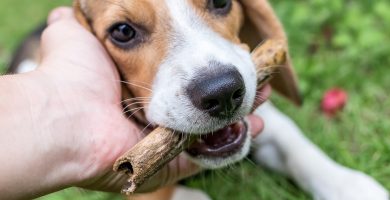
left=0, top=7, right=269, bottom=200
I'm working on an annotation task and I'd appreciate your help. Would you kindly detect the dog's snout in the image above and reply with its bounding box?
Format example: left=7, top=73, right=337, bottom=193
left=187, top=68, right=245, bottom=118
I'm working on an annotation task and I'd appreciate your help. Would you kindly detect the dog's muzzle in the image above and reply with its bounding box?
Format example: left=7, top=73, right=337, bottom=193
left=186, top=67, right=245, bottom=118
left=185, top=66, right=248, bottom=158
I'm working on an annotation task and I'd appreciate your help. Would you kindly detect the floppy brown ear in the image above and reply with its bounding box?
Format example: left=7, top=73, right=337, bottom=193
left=238, top=0, right=303, bottom=105
left=73, top=0, right=93, bottom=32
left=73, top=0, right=148, bottom=122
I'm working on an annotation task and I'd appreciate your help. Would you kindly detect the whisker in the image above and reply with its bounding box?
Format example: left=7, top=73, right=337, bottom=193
left=121, top=97, right=151, bottom=103
left=140, top=122, right=154, bottom=136
left=254, top=95, right=267, bottom=102
left=215, top=167, right=235, bottom=183
left=126, top=108, right=146, bottom=119
left=123, top=106, right=146, bottom=114
left=122, top=101, right=150, bottom=112
left=124, top=106, right=146, bottom=116
left=244, top=157, right=257, bottom=167
left=119, top=79, right=153, bottom=88
left=119, top=80, right=152, bottom=92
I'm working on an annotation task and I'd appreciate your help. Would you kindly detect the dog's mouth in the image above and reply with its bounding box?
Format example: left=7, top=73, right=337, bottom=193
left=126, top=104, right=248, bottom=159
left=186, top=119, right=247, bottom=158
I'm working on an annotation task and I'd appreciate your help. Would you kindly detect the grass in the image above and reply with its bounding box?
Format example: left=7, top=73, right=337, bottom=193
left=0, top=0, right=389, bottom=199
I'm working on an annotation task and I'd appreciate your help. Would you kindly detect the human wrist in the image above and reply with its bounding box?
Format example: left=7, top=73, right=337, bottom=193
left=0, top=72, right=82, bottom=199
left=22, top=69, right=89, bottom=185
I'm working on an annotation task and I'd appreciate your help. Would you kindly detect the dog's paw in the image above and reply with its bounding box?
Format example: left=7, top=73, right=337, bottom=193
left=312, top=167, right=388, bottom=200
left=171, top=186, right=212, bottom=200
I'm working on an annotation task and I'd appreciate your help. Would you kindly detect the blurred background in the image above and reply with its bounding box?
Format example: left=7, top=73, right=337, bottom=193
left=0, top=0, right=389, bottom=199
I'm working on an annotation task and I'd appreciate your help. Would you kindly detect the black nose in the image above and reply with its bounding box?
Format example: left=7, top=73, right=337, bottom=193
left=187, top=67, right=246, bottom=118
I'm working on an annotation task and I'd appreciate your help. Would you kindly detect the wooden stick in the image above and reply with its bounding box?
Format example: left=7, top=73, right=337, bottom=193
left=113, top=39, right=287, bottom=195
left=253, top=39, right=287, bottom=88
left=113, top=128, right=195, bottom=195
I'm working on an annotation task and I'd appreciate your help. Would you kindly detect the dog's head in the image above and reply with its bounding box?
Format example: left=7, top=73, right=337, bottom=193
left=74, top=0, right=301, bottom=168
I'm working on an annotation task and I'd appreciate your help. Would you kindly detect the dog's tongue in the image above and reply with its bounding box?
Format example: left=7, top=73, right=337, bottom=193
left=186, top=120, right=247, bottom=158
left=202, top=123, right=242, bottom=148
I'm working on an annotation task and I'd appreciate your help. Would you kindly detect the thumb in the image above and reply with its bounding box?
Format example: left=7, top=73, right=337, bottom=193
left=40, top=6, right=93, bottom=60
left=47, top=7, right=75, bottom=25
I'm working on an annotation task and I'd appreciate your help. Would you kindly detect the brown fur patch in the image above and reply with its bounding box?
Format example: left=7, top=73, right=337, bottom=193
left=188, top=0, right=244, bottom=45
left=75, top=0, right=171, bottom=104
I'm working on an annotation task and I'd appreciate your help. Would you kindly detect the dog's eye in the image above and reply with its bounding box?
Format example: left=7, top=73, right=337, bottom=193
left=213, top=0, right=229, bottom=8
left=108, top=23, right=148, bottom=49
left=110, top=23, right=136, bottom=43
left=208, top=0, right=232, bottom=15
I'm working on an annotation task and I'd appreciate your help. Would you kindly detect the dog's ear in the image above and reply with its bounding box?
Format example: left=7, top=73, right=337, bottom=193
left=73, top=0, right=93, bottom=32
left=238, top=0, right=303, bottom=105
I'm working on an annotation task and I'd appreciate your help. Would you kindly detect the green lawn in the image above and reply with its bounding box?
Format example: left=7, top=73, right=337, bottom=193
left=0, top=0, right=389, bottom=200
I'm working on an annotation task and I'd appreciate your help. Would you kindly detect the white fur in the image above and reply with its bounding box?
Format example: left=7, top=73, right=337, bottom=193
left=171, top=186, right=211, bottom=200
left=146, top=0, right=257, bottom=168
left=252, top=102, right=389, bottom=200
left=16, top=59, right=37, bottom=73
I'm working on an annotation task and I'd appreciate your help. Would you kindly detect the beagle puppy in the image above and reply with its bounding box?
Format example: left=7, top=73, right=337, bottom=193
left=8, top=0, right=388, bottom=199
left=72, top=0, right=302, bottom=170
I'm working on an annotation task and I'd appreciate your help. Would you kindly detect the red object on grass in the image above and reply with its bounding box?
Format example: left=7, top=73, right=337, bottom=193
left=321, top=88, right=348, bottom=117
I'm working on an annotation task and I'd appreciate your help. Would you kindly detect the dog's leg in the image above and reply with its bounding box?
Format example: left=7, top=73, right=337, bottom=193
left=128, top=186, right=211, bottom=200
left=252, top=101, right=388, bottom=200
left=171, top=186, right=211, bottom=200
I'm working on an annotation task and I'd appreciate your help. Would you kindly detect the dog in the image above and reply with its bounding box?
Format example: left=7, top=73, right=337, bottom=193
left=8, top=0, right=388, bottom=199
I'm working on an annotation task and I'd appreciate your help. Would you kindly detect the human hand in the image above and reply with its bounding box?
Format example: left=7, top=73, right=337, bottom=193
left=36, top=7, right=206, bottom=192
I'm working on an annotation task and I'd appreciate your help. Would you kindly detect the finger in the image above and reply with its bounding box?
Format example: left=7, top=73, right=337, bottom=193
left=47, top=7, right=74, bottom=25
left=247, top=114, right=264, bottom=138
left=40, top=7, right=97, bottom=61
